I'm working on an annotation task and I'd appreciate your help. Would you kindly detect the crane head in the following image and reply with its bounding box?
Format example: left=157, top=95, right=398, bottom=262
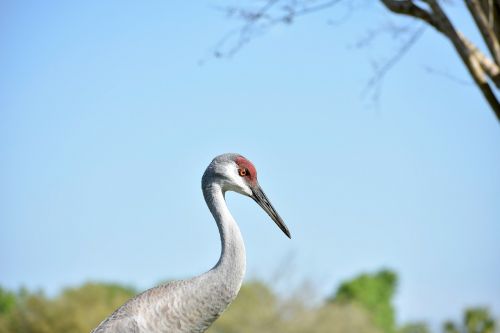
left=204, top=153, right=291, bottom=239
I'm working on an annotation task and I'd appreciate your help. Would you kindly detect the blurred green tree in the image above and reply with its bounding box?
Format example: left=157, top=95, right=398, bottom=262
left=288, top=302, right=383, bottom=333
left=0, top=278, right=496, bottom=333
left=0, top=287, right=16, bottom=314
left=399, top=322, right=431, bottom=333
left=0, top=283, right=136, bottom=333
left=208, top=280, right=280, bottom=333
left=207, top=280, right=382, bottom=333
left=0, top=287, right=17, bottom=333
left=329, top=269, right=398, bottom=333
left=444, top=307, right=496, bottom=333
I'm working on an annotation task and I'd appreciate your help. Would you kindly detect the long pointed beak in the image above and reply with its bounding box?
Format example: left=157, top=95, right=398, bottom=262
left=251, top=184, right=291, bottom=239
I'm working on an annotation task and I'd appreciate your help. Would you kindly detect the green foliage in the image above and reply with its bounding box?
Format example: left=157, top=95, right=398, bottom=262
left=0, top=280, right=384, bottom=333
left=208, top=281, right=280, bottom=333
left=207, top=281, right=382, bottom=333
left=399, top=322, right=431, bottom=333
left=444, top=307, right=496, bottom=333
left=0, top=282, right=136, bottom=333
left=0, top=287, right=17, bottom=333
left=0, top=275, right=496, bottom=333
left=330, top=269, right=398, bottom=333
left=0, top=288, right=16, bottom=314
left=444, top=321, right=460, bottom=333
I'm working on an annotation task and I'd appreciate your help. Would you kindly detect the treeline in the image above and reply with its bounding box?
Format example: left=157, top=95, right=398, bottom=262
left=0, top=269, right=496, bottom=333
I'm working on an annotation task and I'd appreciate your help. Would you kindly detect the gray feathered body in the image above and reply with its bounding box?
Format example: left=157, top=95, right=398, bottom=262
left=92, top=154, right=246, bottom=333
left=91, top=272, right=241, bottom=333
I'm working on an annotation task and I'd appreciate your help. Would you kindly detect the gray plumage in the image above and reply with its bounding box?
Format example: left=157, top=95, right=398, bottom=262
left=91, top=153, right=290, bottom=333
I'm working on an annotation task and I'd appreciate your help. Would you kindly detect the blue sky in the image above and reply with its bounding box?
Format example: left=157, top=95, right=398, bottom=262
left=1, top=0, right=499, bottom=327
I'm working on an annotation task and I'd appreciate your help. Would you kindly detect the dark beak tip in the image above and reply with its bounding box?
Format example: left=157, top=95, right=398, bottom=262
left=283, top=227, right=291, bottom=239
left=252, top=185, right=291, bottom=239
left=279, top=225, right=291, bottom=239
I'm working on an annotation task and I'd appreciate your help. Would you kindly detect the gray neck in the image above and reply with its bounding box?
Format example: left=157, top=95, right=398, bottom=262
left=202, top=182, right=246, bottom=295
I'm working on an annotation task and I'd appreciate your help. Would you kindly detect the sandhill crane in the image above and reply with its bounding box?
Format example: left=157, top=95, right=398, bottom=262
left=91, top=153, right=291, bottom=333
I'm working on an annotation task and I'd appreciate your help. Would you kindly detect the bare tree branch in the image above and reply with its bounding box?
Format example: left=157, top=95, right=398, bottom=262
left=423, top=65, right=474, bottom=86
left=380, top=0, right=441, bottom=31
left=219, top=0, right=281, bottom=56
left=459, top=32, right=500, bottom=87
left=380, top=1, right=500, bottom=83
left=380, top=0, right=500, bottom=120
left=363, top=25, right=426, bottom=103
left=214, top=0, right=500, bottom=122
left=466, top=0, right=500, bottom=64
left=213, top=0, right=343, bottom=57
left=424, top=0, right=500, bottom=120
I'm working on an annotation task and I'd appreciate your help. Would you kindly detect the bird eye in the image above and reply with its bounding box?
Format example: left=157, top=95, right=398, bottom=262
left=238, top=168, right=248, bottom=177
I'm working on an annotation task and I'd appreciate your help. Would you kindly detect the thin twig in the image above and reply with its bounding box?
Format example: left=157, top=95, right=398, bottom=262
left=363, top=25, right=426, bottom=101
left=212, top=0, right=344, bottom=57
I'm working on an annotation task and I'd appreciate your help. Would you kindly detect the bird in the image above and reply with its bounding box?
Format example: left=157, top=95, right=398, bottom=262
left=91, top=153, right=291, bottom=333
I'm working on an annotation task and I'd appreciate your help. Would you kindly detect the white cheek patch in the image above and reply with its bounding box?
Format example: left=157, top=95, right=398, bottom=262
left=239, top=185, right=252, bottom=196
left=224, top=164, right=252, bottom=196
